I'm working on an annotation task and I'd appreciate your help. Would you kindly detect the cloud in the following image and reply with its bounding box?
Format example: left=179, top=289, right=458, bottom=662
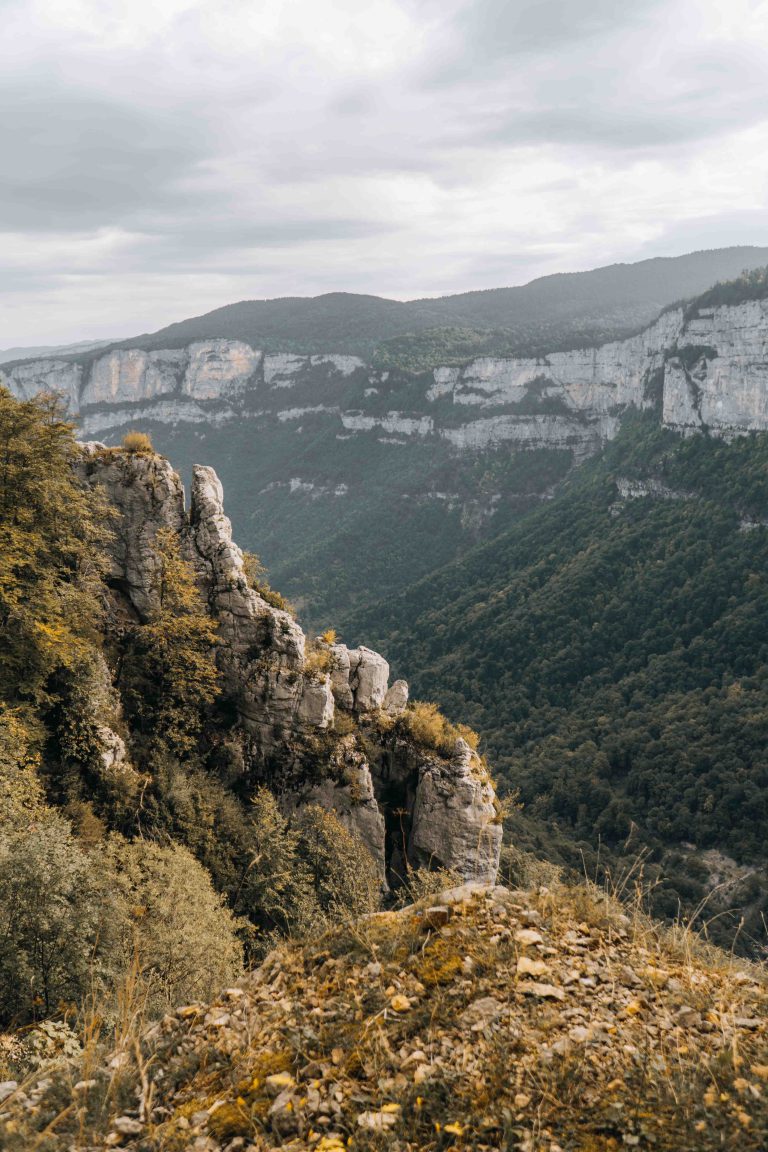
left=1, top=0, right=768, bottom=343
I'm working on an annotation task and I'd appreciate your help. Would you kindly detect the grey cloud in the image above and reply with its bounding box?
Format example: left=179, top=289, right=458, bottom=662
left=0, top=85, right=213, bottom=230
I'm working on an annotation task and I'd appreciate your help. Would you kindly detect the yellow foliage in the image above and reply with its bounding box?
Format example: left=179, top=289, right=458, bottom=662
left=121, top=430, right=154, bottom=453
left=400, top=700, right=481, bottom=759
left=321, top=628, right=337, bottom=645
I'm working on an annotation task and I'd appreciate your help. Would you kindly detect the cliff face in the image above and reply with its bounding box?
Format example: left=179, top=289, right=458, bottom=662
left=6, top=299, right=768, bottom=456
left=77, top=446, right=501, bottom=886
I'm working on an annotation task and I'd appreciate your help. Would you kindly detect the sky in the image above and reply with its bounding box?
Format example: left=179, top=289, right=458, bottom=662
left=2, top=0, right=768, bottom=345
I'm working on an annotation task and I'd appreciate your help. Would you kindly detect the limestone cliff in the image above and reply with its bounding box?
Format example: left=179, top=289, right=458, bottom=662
left=77, top=445, right=502, bottom=886
left=6, top=298, right=768, bottom=456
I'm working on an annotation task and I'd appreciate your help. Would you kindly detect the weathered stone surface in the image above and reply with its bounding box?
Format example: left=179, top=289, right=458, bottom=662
left=183, top=340, right=262, bottom=399
left=409, top=740, right=502, bottom=883
left=7, top=298, right=768, bottom=453
left=77, top=449, right=500, bottom=884
left=349, top=646, right=390, bottom=712
left=383, top=679, right=409, bottom=716
left=76, top=446, right=185, bottom=619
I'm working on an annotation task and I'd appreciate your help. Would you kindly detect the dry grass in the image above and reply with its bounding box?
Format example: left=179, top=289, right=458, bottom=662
left=3, top=879, right=768, bottom=1151
left=121, top=431, right=154, bottom=454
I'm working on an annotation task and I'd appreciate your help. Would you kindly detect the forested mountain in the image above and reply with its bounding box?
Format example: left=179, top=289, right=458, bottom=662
left=348, top=413, right=768, bottom=950
left=38, top=244, right=768, bottom=367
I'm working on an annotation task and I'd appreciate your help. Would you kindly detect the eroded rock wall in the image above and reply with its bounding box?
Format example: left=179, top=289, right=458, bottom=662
left=80, top=446, right=501, bottom=885
left=7, top=298, right=768, bottom=448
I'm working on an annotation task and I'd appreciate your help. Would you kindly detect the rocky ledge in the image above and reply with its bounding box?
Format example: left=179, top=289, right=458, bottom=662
left=77, top=445, right=502, bottom=886
left=4, top=880, right=767, bottom=1151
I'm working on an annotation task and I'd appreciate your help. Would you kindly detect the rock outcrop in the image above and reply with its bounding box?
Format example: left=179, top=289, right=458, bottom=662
left=79, top=446, right=501, bottom=886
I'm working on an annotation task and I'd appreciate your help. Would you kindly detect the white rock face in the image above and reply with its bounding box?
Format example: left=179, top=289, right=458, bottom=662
left=79, top=447, right=501, bottom=885
left=440, top=413, right=614, bottom=455
left=349, top=646, right=390, bottom=712
left=661, top=300, right=768, bottom=432
left=9, top=297, right=768, bottom=447
left=409, top=740, right=502, bottom=884
left=341, top=412, right=435, bottom=436
left=80, top=399, right=236, bottom=435
left=383, top=679, right=409, bottom=716
left=263, top=353, right=307, bottom=386
left=328, top=643, right=391, bottom=712
left=76, top=447, right=186, bottom=619
left=82, top=349, right=184, bottom=406
left=183, top=340, right=261, bottom=399
left=0, top=358, right=83, bottom=412
left=310, top=353, right=365, bottom=376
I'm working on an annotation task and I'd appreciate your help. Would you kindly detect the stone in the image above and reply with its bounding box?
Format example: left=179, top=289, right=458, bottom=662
left=422, top=905, right=451, bottom=930
left=459, top=997, right=503, bottom=1030
left=349, top=646, right=390, bottom=712
left=356, top=1107, right=400, bottom=1130
left=383, top=679, right=409, bottom=716
left=113, top=1116, right=144, bottom=1135
left=517, top=956, right=550, bottom=978
left=519, top=982, right=565, bottom=1001
left=408, top=756, right=502, bottom=883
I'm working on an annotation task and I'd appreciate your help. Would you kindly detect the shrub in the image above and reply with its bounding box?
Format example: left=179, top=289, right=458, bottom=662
left=303, top=641, right=333, bottom=680
left=399, top=700, right=480, bottom=758
left=121, top=430, right=153, bottom=453
left=242, top=551, right=296, bottom=615
left=321, top=628, right=337, bottom=645
left=295, top=805, right=381, bottom=919
left=0, top=810, right=105, bottom=1024
left=97, top=837, right=243, bottom=1016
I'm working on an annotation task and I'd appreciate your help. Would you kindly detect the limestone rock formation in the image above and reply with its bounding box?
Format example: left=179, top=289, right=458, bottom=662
left=79, top=446, right=501, bottom=886
left=409, top=739, right=502, bottom=884
left=5, top=297, right=768, bottom=457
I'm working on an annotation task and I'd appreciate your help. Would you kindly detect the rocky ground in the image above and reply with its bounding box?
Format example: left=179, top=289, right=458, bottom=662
left=2, top=880, right=768, bottom=1151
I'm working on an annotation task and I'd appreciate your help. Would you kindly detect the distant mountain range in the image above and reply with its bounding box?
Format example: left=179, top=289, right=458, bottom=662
left=9, top=244, right=766, bottom=371
left=0, top=338, right=112, bottom=366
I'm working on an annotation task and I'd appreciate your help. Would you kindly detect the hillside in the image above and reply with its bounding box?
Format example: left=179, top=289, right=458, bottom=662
left=34, top=244, right=768, bottom=367
left=3, top=881, right=768, bottom=1151
left=346, top=413, right=768, bottom=950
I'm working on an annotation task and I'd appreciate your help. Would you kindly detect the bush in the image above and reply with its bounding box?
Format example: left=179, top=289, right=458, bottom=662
left=0, top=811, right=105, bottom=1024
left=399, top=700, right=480, bottom=758
left=98, top=837, right=243, bottom=1016
left=121, top=431, right=153, bottom=453
left=295, top=805, right=381, bottom=919
left=242, top=551, right=296, bottom=615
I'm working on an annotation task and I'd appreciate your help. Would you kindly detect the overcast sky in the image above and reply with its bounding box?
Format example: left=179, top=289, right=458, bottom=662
left=2, top=0, right=768, bottom=345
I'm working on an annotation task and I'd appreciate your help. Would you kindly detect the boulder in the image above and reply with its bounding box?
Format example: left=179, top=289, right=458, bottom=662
left=383, top=679, right=409, bottom=716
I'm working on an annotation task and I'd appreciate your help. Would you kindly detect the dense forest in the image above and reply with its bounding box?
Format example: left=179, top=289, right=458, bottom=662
left=350, top=414, right=768, bottom=950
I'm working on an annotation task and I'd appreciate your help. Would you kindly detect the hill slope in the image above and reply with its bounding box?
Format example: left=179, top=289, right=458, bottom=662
left=347, top=413, right=768, bottom=949
left=3, top=881, right=767, bottom=1151
left=66, top=245, right=768, bottom=364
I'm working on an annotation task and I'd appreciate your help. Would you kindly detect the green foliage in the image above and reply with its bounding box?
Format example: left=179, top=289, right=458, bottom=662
left=0, top=809, right=104, bottom=1024
left=121, top=527, right=220, bottom=758
left=294, top=804, right=381, bottom=919
left=398, top=700, right=480, bottom=758
left=349, top=416, right=768, bottom=949
left=685, top=265, right=768, bottom=317
left=97, top=836, right=243, bottom=1015
left=242, top=549, right=295, bottom=614
left=238, top=791, right=379, bottom=950
left=0, top=388, right=108, bottom=711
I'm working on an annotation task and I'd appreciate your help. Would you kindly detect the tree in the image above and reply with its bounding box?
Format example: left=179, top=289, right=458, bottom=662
left=121, top=527, right=219, bottom=758
left=0, top=388, right=108, bottom=712
left=98, top=836, right=243, bottom=1015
